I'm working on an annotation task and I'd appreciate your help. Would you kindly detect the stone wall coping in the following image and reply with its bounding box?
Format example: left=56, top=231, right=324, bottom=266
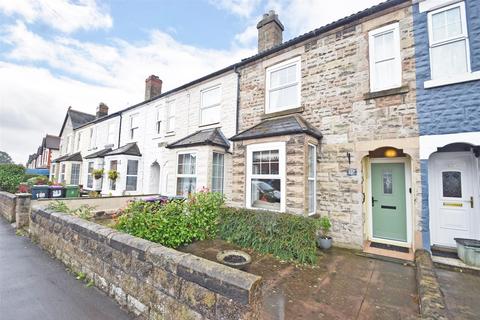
left=0, top=191, right=17, bottom=199
left=15, top=193, right=32, bottom=198
left=35, top=193, right=160, bottom=202
left=32, top=206, right=262, bottom=306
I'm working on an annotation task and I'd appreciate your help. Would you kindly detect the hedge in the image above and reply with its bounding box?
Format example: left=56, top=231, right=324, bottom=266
left=219, top=207, right=319, bottom=265
left=0, top=164, right=25, bottom=193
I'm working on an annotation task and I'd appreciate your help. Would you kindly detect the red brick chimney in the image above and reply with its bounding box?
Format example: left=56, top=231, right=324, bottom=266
left=96, top=102, right=108, bottom=118
left=145, top=75, right=163, bottom=100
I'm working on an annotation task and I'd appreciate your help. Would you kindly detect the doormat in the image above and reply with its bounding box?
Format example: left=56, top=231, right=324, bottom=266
left=370, top=242, right=409, bottom=253
left=431, top=248, right=458, bottom=259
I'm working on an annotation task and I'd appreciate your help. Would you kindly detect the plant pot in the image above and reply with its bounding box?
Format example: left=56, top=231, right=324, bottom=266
left=94, top=174, right=102, bottom=180
left=317, top=236, right=332, bottom=250
left=216, top=250, right=251, bottom=270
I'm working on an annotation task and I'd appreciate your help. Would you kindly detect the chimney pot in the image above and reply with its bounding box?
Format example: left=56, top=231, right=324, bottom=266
left=96, top=102, right=108, bottom=118
left=257, top=10, right=284, bottom=52
left=145, top=75, right=163, bottom=100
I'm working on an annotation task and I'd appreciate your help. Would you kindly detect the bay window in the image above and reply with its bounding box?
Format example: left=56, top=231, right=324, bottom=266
left=70, top=163, right=80, bottom=185
left=368, top=22, right=401, bottom=92
left=177, top=153, right=196, bottom=196
left=246, top=142, right=286, bottom=212
left=307, top=144, right=316, bottom=214
left=126, top=160, right=138, bottom=191
left=109, top=160, right=117, bottom=190
left=211, top=152, right=224, bottom=193
left=87, top=162, right=94, bottom=188
left=200, top=86, right=221, bottom=125
left=428, top=2, right=470, bottom=79
left=60, top=163, right=66, bottom=183
left=265, top=56, right=301, bottom=114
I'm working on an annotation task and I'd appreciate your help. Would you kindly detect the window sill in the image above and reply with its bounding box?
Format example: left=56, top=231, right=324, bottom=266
left=165, top=132, right=176, bottom=137
left=363, top=85, right=409, bottom=100
left=424, top=71, right=480, bottom=89
left=261, top=107, right=304, bottom=120
left=199, top=122, right=220, bottom=128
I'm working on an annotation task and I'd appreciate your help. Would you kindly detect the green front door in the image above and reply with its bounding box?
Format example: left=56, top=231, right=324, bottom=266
left=371, top=162, right=407, bottom=242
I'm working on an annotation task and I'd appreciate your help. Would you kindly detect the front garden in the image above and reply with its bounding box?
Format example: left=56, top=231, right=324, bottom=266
left=48, top=190, right=323, bottom=265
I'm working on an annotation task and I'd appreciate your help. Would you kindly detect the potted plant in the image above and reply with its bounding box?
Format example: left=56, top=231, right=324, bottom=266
left=317, top=216, right=332, bottom=249
left=108, top=170, right=119, bottom=181
left=93, top=169, right=104, bottom=180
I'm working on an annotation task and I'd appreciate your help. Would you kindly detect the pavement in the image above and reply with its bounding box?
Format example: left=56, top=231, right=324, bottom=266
left=0, top=218, right=132, bottom=320
left=436, top=268, right=480, bottom=320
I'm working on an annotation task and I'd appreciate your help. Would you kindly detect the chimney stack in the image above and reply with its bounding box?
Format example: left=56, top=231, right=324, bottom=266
left=96, top=102, right=108, bottom=118
left=145, top=75, right=163, bottom=100
left=257, top=10, right=284, bottom=52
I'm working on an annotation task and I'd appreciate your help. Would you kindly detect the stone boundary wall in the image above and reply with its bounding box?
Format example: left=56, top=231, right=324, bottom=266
left=35, top=194, right=160, bottom=212
left=415, top=250, right=451, bottom=320
left=0, top=191, right=16, bottom=222
left=30, top=206, right=262, bottom=319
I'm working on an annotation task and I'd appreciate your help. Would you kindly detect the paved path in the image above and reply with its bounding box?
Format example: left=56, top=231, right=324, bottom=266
left=437, top=268, right=480, bottom=320
left=0, top=218, right=132, bottom=320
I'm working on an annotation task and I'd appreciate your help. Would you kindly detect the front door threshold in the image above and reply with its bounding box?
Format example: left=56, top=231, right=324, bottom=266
left=362, top=241, right=414, bottom=262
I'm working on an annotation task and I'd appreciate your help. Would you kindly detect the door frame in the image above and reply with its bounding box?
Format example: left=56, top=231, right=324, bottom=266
left=367, top=157, right=413, bottom=247
left=428, top=151, right=479, bottom=247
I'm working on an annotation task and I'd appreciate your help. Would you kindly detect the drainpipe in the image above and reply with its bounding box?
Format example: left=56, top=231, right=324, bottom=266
left=117, top=113, right=122, bottom=149
left=233, top=65, right=241, bottom=135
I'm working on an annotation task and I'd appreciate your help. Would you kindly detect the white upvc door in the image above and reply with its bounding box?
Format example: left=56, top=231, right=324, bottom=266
left=429, top=152, right=479, bottom=248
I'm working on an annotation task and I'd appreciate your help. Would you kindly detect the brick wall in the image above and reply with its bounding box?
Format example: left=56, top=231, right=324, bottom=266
left=234, top=3, right=420, bottom=248
left=30, top=207, right=262, bottom=319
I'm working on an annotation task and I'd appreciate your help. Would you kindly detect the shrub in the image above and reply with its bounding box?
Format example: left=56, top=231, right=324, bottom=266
left=47, top=200, right=96, bottom=220
left=115, top=192, right=224, bottom=248
left=0, top=164, right=25, bottom=193
left=218, top=207, right=319, bottom=265
left=319, top=216, right=331, bottom=238
left=26, top=176, right=49, bottom=186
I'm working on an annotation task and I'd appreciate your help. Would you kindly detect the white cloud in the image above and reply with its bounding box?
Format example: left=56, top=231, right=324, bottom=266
left=0, top=0, right=112, bottom=33
left=209, top=0, right=261, bottom=18
left=0, top=23, right=255, bottom=163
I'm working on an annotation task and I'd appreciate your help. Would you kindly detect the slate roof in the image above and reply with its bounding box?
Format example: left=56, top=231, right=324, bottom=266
left=59, top=107, right=96, bottom=137
left=84, top=147, right=113, bottom=159
left=104, top=143, right=142, bottom=157
left=52, top=152, right=82, bottom=163
left=166, top=128, right=230, bottom=150
left=230, top=115, right=322, bottom=141
left=45, top=135, right=60, bottom=149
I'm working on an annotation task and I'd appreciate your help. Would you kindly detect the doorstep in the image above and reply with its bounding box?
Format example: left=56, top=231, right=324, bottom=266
left=362, top=240, right=414, bottom=262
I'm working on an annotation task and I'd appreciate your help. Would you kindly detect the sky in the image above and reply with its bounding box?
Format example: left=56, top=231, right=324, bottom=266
left=0, top=0, right=384, bottom=164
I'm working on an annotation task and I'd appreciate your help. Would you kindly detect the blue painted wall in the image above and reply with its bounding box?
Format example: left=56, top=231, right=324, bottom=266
left=413, top=0, right=480, bottom=137
left=420, top=160, right=431, bottom=249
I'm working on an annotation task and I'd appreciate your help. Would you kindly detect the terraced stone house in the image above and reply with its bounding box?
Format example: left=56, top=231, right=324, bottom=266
left=230, top=0, right=423, bottom=251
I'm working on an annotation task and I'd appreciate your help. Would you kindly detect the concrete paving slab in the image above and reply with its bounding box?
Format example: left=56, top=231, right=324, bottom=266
left=437, top=268, right=480, bottom=320
left=0, top=218, right=132, bottom=320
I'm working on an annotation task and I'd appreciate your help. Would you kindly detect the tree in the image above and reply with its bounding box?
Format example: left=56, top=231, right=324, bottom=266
left=0, top=151, right=13, bottom=164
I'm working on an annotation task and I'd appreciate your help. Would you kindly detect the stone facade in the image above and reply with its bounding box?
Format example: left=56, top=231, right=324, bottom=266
left=0, top=191, right=16, bottom=223
left=30, top=207, right=261, bottom=319
left=15, top=193, right=31, bottom=229
left=232, top=2, right=422, bottom=249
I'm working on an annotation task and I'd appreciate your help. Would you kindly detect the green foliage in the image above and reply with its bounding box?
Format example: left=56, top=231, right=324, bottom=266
left=218, top=207, right=319, bottom=265
left=47, top=200, right=96, bottom=220
left=115, top=192, right=224, bottom=248
left=0, top=151, right=13, bottom=164
left=92, top=169, right=104, bottom=179
left=26, top=175, right=49, bottom=186
left=108, top=170, right=119, bottom=181
left=0, top=164, right=25, bottom=193
left=319, top=216, right=332, bottom=237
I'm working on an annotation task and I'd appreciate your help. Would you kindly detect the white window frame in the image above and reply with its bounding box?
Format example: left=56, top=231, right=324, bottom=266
left=89, top=128, right=94, bottom=150
left=107, top=123, right=116, bottom=145
left=109, top=160, right=118, bottom=191
left=126, top=159, right=139, bottom=191
left=307, top=143, right=317, bottom=215
left=426, top=1, right=471, bottom=83
left=265, top=56, right=301, bottom=114
left=155, top=107, right=162, bottom=135
left=200, top=85, right=221, bottom=126
left=166, top=101, right=175, bottom=134
left=246, top=142, right=286, bottom=212
left=87, top=161, right=94, bottom=188
left=368, top=22, right=402, bottom=92
left=70, top=163, right=81, bottom=185
left=176, top=152, right=197, bottom=196
left=211, top=152, right=225, bottom=194
left=129, top=114, right=139, bottom=140
left=60, top=163, right=66, bottom=183
left=76, top=132, right=81, bottom=151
